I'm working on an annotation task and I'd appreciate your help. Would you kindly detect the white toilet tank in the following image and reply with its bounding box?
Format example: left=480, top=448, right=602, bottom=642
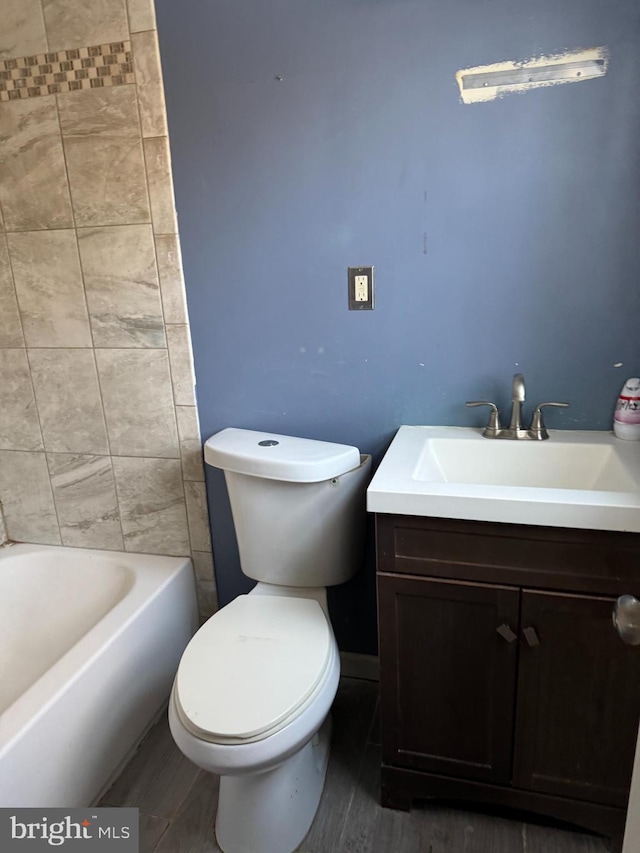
left=204, top=428, right=372, bottom=587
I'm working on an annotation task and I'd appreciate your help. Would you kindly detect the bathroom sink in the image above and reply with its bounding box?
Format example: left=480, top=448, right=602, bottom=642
left=367, top=426, right=640, bottom=532
left=416, top=435, right=637, bottom=491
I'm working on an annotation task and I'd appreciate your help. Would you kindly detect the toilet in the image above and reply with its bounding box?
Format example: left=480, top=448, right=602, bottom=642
left=168, top=427, right=371, bottom=853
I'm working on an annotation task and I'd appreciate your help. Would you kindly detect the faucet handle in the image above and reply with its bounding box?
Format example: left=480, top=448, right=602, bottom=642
left=529, top=402, right=570, bottom=439
left=466, top=401, right=502, bottom=435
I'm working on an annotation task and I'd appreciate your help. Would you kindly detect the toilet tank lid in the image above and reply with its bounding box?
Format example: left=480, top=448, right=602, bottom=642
left=204, top=428, right=361, bottom=482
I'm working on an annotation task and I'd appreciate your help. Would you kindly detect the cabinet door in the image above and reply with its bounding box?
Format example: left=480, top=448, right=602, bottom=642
left=378, top=573, right=520, bottom=784
left=513, top=590, right=640, bottom=807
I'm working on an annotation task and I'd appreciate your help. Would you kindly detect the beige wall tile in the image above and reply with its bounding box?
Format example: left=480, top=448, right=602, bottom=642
left=192, top=549, right=215, bottom=583
left=155, top=234, right=188, bottom=324
left=0, top=0, right=210, bottom=564
left=112, top=456, right=190, bottom=555
left=47, top=452, right=123, bottom=550
left=132, top=30, right=167, bottom=137
left=176, top=406, right=204, bottom=481
left=184, top=480, right=211, bottom=552
left=0, top=503, right=6, bottom=545
left=0, top=98, right=73, bottom=231
left=8, top=230, right=92, bottom=348
left=143, top=136, right=177, bottom=234
left=58, top=84, right=140, bottom=139
left=197, top=580, right=218, bottom=623
left=42, top=0, right=129, bottom=52
left=66, top=137, right=150, bottom=227
left=166, top=324, right=196, bottom=406
left=0, top=349, right=43, bottom=451
left=0, top=451, right=61, bottom=544
left=96, top=348, right=179, bottom=457
left=191, top=553, right=217, bottom=623
left=0, top=0, right=47, bottom=60
left=29, top=349, right=109, bottom=454
left=127, top=0, right=156, bottom=33
left=58, top=87, right=150, bottom=227
left=0, top=238, right=23, bottom=348
left=78, top=224, right=165, bottom=347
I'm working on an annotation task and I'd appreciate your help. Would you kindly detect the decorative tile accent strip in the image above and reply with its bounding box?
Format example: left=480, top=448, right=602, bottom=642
left=0, top=41, right=134, bottom=102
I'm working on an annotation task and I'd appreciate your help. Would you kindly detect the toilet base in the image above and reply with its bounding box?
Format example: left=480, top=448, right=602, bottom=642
left=215, top=714, right=332, bottom=853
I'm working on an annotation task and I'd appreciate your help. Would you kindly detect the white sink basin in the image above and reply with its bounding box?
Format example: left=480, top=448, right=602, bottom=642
left=416, top=436, right=638, bottom=491
left=367, top=426, right=640, bottom=532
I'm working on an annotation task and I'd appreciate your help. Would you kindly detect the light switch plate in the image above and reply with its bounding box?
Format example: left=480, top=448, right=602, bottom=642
left=348, top=266, right=374, bottom=310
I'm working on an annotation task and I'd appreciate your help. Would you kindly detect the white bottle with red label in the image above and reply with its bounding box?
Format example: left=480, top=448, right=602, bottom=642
left=613, top=378, right=640, bottom=440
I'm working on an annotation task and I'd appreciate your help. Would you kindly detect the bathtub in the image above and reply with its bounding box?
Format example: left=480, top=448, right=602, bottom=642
left=0, top=543, right=198, bottom=807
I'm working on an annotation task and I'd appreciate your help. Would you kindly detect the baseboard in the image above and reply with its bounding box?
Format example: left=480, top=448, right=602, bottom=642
left=339, top=652, right=380, bottom=681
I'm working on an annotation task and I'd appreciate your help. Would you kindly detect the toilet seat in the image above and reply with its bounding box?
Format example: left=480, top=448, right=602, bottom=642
left=175, top=595, right=332, bottom=744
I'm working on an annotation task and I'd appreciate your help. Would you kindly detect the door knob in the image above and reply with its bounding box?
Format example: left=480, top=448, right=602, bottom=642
left=613, top=595, right=640, bottom=646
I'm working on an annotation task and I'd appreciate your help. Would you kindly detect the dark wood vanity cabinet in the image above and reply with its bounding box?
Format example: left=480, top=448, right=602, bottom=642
left=378, top=574, right=520, bottom=786
left=376, top=514, right=640, bottom=848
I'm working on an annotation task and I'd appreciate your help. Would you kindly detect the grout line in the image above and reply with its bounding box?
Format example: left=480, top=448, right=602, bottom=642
left=52, top=93, right=75, bottom=219
left=39, top=0, right=50, bottom=54
left=123, top=0, right=134, bottom=51
left=23, top=350, right=50, bottom=454
left=1, top=232, right=28, bottom=348
left=0, top=192, right=8, bottom=236
left=0, top=219, right=153, bottom=235
left=0, top=221, right=191, bottom=235
left=0, top=448, right=181, bottom=462
left=18, top=349, right=64, bottom=543
left=110, top=453, right=130, bottom=553
left=125, top=15, right=188, bottom=537
left=74, top=219, right=152, bottom=229
left=13, top=345, right=169, bottom=350
left=15, top=351, right=46, bottom=461
left=43, top=448, right=69, bottom=547
left=48, top=128, right=118, bottom=481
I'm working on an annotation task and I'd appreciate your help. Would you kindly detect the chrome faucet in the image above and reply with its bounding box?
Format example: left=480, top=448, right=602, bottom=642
left=509, top=372, right=526, bottom=433
left=466, top=374, right=569, bottom=440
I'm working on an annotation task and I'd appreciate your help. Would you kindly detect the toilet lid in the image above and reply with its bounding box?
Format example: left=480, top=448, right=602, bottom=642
left=175, top=595, right=332, bottom=741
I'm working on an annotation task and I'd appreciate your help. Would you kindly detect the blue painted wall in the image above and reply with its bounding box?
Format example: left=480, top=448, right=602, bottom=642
left=156, top=0, right=640, bottom=653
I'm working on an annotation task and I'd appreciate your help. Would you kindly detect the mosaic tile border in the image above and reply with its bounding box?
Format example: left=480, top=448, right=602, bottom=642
left=0, top=41, right=134, bottom=102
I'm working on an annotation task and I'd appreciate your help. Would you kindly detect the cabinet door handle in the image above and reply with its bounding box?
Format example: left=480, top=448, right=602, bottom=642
left=496, top=623, right=518, bottom=643
left=523, top=627, right=540, bottom=647
left=613, top=595, right=640, bottom=646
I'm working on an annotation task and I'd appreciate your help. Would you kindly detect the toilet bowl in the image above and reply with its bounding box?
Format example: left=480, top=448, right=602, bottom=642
left=169, top=428, right=371, bottom=853
left=169, top=587, right=340, bottom=853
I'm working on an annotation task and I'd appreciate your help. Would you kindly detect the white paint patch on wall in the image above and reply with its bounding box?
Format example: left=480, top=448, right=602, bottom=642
left=456, top=46, right=609, bottom=104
